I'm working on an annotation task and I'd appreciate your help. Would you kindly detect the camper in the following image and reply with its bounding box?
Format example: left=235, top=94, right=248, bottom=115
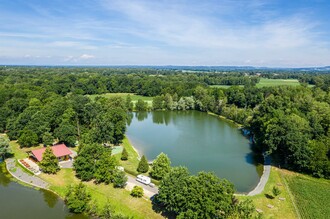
left=136, top=174, right=151, bottom=185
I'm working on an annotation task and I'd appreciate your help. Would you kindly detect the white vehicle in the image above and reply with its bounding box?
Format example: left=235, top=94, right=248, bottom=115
left=136, top=174, right=151, bottom=185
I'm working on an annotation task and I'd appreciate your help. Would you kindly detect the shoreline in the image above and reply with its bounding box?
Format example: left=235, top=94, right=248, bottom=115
left=4, top=158, right=64, bottom=200
left=125, top=135, right=142, bottom=159
left=126, top=134, right=269, bottom=196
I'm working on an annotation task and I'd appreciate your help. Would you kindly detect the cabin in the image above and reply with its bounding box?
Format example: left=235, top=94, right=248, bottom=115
left=30, top=144, right=72, bottom=162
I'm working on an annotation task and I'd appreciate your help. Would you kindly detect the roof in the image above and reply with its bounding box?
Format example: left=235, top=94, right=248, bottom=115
left=31, top=144, right=72, bottom=162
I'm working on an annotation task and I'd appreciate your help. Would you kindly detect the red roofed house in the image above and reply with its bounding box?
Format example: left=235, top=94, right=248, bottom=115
left=31, top=144, right=72, bottom=162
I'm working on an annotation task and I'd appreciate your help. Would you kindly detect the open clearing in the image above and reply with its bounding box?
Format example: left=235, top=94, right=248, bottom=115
left=87, top=93, right=153, bottom=102
left=210, top=78, right=307, bottom=89
left=284, top=172, right=330, bottom=219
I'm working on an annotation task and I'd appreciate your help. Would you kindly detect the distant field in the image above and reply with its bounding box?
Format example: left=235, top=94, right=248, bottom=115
left=210, top=78, right=304, bottom=89
left=285, top=173, right=330, bottom=219
left=87, top=93, right=153, bottom=102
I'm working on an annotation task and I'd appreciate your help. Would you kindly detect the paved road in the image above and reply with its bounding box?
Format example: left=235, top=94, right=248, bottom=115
left=248, top=155, right=271, bottom=196
left=5, top=158, right=49, bottom=189
left=126, top=175, right=158, bottom=198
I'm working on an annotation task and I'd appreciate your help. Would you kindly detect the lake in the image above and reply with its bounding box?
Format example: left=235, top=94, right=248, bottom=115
left=127, top=111, right=261, bottom=193
left=0, top=163, right=88, bottom=219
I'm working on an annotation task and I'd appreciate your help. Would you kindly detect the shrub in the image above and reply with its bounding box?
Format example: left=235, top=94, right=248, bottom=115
left=130, top=186, right=143, bottom=198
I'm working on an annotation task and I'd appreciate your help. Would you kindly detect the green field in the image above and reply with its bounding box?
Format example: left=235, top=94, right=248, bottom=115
left=87, top=93, right=153, bottom=102
left=210, top=78, right=305, bottom=89
left=285, top=173, right=330, bottom=219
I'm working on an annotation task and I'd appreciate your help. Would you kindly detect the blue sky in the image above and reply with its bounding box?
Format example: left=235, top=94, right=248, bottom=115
left=0, top=0, right=330, bottom=67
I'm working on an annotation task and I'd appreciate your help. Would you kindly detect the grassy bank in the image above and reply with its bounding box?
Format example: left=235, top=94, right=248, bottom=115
left=40, top=169, right=162, bottom=219
left=240, top=167, right=297, bottom=219
left=207, top=112, right=243, bottom=128
left=284, top=171, right=330, bottom=219
left=114, top=137, right=140, bottom=176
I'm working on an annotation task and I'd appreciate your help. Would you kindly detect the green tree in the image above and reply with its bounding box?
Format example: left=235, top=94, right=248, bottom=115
left=39, top=147, right=60, bottom=174
left=0, top=135, right=10, bottom=160
left=121, top=148, right=128, bottom=160
left=18, top=129, right=38, bottom=147
left=272, top=186, right=281, bottom=197
left=74, top=143, right=106, bottom=181
left=130, top=186, right=143, bottom=198
left=94, top=150, right=118, bottom=184
left=112, top=170, right=128, bottom=188
left=137, top=155, right=149, bottom=173
left=65, top=183, right=91, bottom=213
left=164, top=93, right=173, bottom=110
left=42, top=132, right=54, bottom=146
left=152, top=96, right=164, bottom=110
left=157, top=167, right=235, bottom=218
left=135, top=99, right=148, bottom=111
left=125, top=95, right=134, bottom=111
left=150, top=153, right=171, bottom=180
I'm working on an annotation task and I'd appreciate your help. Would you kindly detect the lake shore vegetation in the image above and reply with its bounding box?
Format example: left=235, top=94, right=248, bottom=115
left=1, top=66, right=329, bottom=218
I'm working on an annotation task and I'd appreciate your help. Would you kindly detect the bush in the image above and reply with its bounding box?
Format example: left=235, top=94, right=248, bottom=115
left=272, top=186, right=281, bottom=197
left=130, top=186, right=143, bottom=198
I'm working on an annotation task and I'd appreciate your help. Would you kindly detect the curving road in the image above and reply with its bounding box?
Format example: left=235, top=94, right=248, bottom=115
left=247, top=155, right=271, bottom=196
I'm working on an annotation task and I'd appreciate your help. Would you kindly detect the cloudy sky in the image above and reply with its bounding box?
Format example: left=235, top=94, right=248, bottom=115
left=1, top=0, right=330, bottom=67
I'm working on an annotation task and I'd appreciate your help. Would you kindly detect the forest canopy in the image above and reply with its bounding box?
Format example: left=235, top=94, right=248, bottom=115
left=0, top=66, right=329, bottom=178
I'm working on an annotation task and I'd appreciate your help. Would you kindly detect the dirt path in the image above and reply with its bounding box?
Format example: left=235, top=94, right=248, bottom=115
left=5, top=158, right=49, bottom=189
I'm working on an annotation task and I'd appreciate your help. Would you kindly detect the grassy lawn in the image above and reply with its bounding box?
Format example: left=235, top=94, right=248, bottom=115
left=9, top=140, right=43, bottom=159
left=240, top=167, right=297, bottom=219
left=114, top=137, right=140, bottom=176
left=256, top=78, right=301, bottom=87
left=40, top=169, right=162, bottom=219
left=7, top=135, right=162, bottom=219
left=284, top=172, right=330, bottom=219
left=87, top=93, right=153, bottom=102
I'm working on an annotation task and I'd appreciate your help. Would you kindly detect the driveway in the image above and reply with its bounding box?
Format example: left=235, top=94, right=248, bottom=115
left=126, top=174, right=158, bottom=198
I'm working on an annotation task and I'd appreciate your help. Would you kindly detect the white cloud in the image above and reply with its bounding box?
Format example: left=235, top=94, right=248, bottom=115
left=79, top=54, right=94, bottom=59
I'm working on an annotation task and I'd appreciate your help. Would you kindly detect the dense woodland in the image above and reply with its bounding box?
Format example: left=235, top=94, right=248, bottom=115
left=0, top=66, right=329, bottom=179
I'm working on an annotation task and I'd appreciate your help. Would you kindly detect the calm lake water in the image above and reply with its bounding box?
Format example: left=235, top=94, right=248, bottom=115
left=0, top=163, right=88, bottom=219
left=127, top=111, right=261, bottom=193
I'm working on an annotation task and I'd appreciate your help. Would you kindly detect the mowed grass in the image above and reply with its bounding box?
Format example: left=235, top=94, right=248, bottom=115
left=240, top=167, right=297, bottom=219
left=284, top=173, right=330, bottom=219
left=7, top=135, right=162, bottom=219
left=87, top=93, right=153, bottom=102
left=114, top=137, right=140, bottom=176
left=256, top=78, right=301, bottom=87
left=40, top=169, right=162, bottom=219
left=9, top=140, right=43, bottom=159
left=210, top=78, right=304, bottom=89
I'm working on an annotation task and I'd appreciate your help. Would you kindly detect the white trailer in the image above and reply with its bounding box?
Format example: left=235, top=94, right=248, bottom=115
left=136, top=174, right=151, bottom=185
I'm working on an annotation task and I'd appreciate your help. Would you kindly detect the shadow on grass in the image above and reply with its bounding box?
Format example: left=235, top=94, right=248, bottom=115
left=151, top=194, right=176, bottom=219
left=265, top=194, right=274, bottom=199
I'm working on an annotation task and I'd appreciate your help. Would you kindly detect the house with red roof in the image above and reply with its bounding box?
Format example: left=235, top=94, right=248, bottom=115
left=31, top=144, right=72, bottom=162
